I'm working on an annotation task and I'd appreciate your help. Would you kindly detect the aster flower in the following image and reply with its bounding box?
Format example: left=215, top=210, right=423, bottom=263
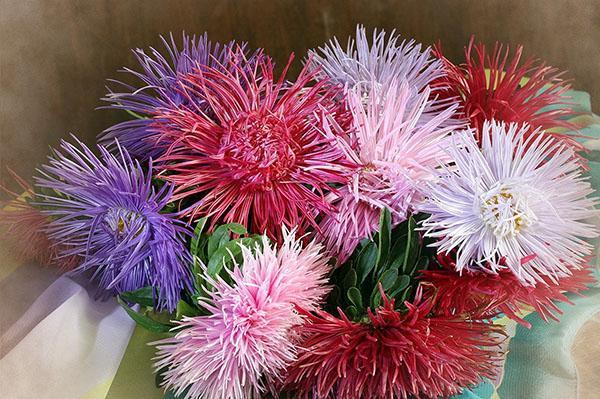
left=420, top=252, right=596, bottom=327
left=434, top=38, right=583, bottom=154
left=420, top=121, right=598, bottom=285
left=283, top=288, right=503, bottom=399
left=309, top=25, right=444, bottom=97
left=318, top=80, right=459, bottom=262
left=34, top=137, right=191, bottom=310
left=154, top=54, right=352, bottom=240
left=101, top=33, right=255, bottom=159
left=153, top=230, right=330, bottom=399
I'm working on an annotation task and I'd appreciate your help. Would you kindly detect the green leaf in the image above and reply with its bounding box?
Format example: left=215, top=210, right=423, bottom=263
left=356, top=242, right=377, bottom=285
left=402, top=217, right=420, bottom=274
left=207, top=236, right=261, bottom=277
left=370, top=287, right=382, bottom=309
left=118, top=298, right=173, bottom=333
left=346, top=286, right=363, bottom=309
left=119, top=286, right=156, bottom=308
left=190, top=217, right=209, bottom=256
left=175, top=299, right=203, bottom=319
left=378, top=268, right=398, bottom=292
left=207, top=223, right=248, bottom=258
left=376, top=208, right=392, bottom=268
left=327, top=285, right=341, bottom=308
left=345, top=305, right=358, bottom=320
left=342, top=268, right=357, bottom=290
left=388, top=274, right=411, bottom=298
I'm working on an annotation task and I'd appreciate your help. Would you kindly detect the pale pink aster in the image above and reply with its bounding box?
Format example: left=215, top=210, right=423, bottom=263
left=319, top=80, right=459, bottom=262
left=153, top=230, right=330, bottom=399
left=421, top=120, right=599, bottom=285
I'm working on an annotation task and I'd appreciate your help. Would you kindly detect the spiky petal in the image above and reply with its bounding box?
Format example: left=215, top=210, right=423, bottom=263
left=309, top=25, right=444, bottom=96
left=154, top=54, right=353, bottom=240
left=318, top=80, right=459, bottom=262
left=420, top=121, right=598, bottom=285
left=101, top=33, right=256, bottom=159
left=283, top=290, right=503, bottom=399
left=420, top=252, right=596, bottom=327
left=434, top=38, right=583, bottom=154
left=153, top=231, right=331, bottom=399
left=34, top=137, right=191, bottom=310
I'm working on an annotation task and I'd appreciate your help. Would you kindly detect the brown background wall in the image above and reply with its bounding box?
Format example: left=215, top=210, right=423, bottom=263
left=1, top=0, right=599, bottom=195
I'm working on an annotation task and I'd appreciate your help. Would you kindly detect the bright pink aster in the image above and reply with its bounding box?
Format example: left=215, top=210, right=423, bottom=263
left=433, top=38, right=583, bottom=156
left=421, top=252, right=596, bottom=328
left=154, top=54, right=353, bottom=240
left=153, top=230, right=331, bottom=399
left=283, top=288, right=504, bottom=399
left=318, top=80, right=460, bottom=262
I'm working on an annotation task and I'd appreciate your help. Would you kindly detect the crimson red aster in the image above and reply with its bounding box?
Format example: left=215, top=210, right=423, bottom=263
left=420, top=252, right=596, bottom=328
left=434, top=37, right=583, bottom=154
left=283, top=289, right=503, bottom=399
left=155, top=54, right=353, bottom=239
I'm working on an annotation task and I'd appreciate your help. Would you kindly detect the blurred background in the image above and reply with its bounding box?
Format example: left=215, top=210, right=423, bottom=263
left=1, top=0, right=599, bottom=196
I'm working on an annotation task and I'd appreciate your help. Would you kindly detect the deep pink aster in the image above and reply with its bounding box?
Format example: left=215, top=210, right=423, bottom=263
left=283, top=288, right=504, bottom=399
left=155, top=54, right=353, bottom=240
left=153, top=230, right=331, bottom=399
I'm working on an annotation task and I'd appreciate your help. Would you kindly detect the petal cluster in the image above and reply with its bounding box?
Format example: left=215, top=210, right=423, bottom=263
left=153, top=231, right=331, bottom=399
left=283, top=291, right=503, bottom=399
left=154, top=55, right=352, bottom=240
left=319, top=80, right=459, bottom=261
left=34, top=138, right=191, bottom=310
left=420, top=120, right=598, bottom=284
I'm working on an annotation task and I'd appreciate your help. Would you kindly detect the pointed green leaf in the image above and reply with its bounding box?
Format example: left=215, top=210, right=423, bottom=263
left=356, top=242, right=377, bottom=284
left=175, top=299, right=203, bottom=319
left=388, top=274, right=411, bottom=299
left=347, top=286, right=363, bottom=309
left=118, top=298, right=173, bottom=333
left=402, top=216, right=421, bottom=273
left=378, top=268, right=398, bottom=292
left=207, top=223, right=249, bottom=258
left=190, top=217, right=208, bottom=256
left=342, top=268, right=357, bottom=290
left=207, top=236, right=262, bottom=277
left=376, top=208, right=392, bottom=267
left=345, top=305, right=358, bottom=320
left=119, top=286, right=156, bottom=308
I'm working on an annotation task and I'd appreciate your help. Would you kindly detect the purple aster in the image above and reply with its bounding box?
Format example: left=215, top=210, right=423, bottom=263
left=34, top=137, right=192, bottom=311
left=100, top=32, right=255, bottom=159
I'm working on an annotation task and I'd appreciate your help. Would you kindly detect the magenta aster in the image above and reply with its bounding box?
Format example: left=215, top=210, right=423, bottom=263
left=153, top=230, right=331, bottom=399
left=154, top=54, right=353, bottom=240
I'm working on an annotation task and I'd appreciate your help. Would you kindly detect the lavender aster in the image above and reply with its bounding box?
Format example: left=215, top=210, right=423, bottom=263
left=34, top=137, right=191, bottom=310
left=421, top=121, right=598, bottom=285
left=309, top=25, right=444, bottom=98
left=100, top=33, right=253, bottom=159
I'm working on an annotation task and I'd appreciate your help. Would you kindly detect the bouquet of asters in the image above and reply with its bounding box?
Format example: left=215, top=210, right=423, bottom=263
left=2, top=26, right=598, bottom=399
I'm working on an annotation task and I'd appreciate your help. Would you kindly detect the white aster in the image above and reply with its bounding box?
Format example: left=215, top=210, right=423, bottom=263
left=420, top=120, right=598, bottom=285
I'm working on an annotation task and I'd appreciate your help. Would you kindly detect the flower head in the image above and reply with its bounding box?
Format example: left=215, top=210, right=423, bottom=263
left=420, top=252, right=596, bottom=327
left=434, top=38, right=583, bottom=153
left=309, top=25, right=444, bottom=97
left=283, top=290, right=503, bottom=399
left=318, top=80, right=459, bottom=262
left=34, top=137, right=191, bottom=310
left=153, top=230, right=331, bottom=399
left=101, top=33, right=256, bottom=159
left=420, top=121, right=598, bottom=285
left=155, top=54, right=352, bottom=240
